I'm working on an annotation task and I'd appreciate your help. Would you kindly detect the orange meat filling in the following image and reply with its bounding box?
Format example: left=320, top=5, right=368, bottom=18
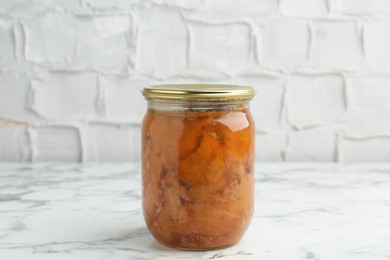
left=142, top=108, right=254, bottom=249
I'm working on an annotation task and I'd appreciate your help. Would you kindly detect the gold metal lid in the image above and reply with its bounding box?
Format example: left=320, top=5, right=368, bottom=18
left=142, top=84, right=255, bottom=100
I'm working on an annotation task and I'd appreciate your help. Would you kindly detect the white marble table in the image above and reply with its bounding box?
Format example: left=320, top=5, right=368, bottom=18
left=0, top=163, right=389, bottom=260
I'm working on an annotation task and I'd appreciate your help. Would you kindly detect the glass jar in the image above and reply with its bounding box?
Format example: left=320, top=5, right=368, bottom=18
left=141, top=84, right=255, bottom=250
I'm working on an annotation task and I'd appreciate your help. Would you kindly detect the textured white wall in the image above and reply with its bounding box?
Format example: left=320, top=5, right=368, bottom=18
left=1, top=0, right=390, bottom=162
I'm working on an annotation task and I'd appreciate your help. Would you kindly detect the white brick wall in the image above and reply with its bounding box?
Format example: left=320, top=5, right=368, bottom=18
left=1, top=0, right=390, bottom=162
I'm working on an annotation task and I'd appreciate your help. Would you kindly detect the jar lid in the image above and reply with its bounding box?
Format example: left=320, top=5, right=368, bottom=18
left=142, top=84, right=255, bottom=100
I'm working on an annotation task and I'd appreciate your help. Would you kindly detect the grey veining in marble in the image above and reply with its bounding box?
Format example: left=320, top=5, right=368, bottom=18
left=0, top=163, right=390, bottom=260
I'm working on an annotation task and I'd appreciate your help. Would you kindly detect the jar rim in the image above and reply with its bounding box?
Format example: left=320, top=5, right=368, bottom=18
left=142, top=84, right=255, bottom=100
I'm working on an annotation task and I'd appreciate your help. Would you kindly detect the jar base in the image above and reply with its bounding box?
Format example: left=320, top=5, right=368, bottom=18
left=174, top=244, right=235, bottom=251
left=154, top=239, right=238, bottom=251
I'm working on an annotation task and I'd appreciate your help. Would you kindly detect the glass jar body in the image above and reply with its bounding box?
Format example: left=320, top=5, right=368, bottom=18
left=141, top=99, right=254, bottom=250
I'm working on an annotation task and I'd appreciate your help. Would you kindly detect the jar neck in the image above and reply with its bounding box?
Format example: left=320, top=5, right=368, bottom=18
left=147, top=98, right=250, bottom=112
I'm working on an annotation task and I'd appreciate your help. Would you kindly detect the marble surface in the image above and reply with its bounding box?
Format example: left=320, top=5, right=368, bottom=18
left=0, top=163, right=390, bottom=260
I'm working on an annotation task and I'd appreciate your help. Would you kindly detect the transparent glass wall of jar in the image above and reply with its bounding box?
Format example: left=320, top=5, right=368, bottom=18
left=141, top=84, right=255, bottom=250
